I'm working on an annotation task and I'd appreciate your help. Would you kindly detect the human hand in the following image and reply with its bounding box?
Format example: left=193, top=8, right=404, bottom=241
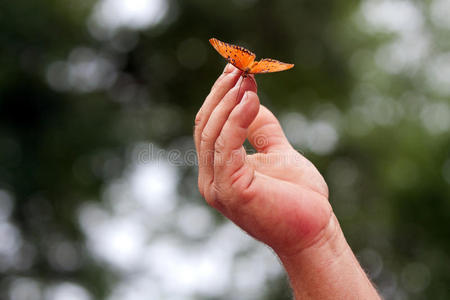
left=195, top=63, right=381, bottom=299
left=194, top=64, right=332, bottom=256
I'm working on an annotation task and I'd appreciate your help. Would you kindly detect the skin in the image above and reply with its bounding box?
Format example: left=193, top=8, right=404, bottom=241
left=194, top=64, right=381, bottom=299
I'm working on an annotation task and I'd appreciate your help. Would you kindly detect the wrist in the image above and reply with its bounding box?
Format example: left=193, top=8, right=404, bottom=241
left=277, top=213, right=380, bottom=300
left=277, top=213, right=346, bottom=276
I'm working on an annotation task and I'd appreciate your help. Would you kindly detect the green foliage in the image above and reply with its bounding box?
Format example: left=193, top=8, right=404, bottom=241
left=0, top=0, right=449, bottom=299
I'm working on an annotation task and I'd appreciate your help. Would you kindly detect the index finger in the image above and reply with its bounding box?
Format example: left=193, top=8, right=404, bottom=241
left=194, top=64, right=242, bottom=153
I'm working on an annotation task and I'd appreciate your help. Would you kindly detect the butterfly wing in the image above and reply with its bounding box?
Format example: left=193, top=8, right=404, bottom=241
left=249, top=58, right=294, bottom=74
left=209, top=38, right=256, bottom=71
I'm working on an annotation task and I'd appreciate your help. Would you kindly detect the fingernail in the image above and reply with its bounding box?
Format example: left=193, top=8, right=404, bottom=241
left=232, top=68, right=241, bottom=74
left=223, top=64, right=234, bottom=74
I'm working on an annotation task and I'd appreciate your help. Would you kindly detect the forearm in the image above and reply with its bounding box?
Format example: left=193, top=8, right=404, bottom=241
left=278, top=214, right=381, bottom=300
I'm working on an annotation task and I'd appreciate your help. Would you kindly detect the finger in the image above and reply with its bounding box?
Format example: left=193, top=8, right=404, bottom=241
left=213, top=91, right=260, bottom=192
left=199, top=75, right=257, bottom=197
left=194, top=64, right=242, bottom=154
left=247, top=105, right=293, bottom=153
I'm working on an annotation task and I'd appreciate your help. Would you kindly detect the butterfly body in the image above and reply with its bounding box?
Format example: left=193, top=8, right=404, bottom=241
left=209, top=38, right=294, bottom=74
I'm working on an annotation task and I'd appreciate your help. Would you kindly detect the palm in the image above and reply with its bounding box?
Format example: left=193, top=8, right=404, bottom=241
left=230, top=150, right=331, bottom=254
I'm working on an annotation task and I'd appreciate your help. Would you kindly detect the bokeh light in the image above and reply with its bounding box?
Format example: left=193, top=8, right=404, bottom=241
left=1, top=0, right=449, bottom=299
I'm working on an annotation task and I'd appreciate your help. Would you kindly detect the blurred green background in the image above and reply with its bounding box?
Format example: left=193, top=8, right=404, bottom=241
left=1, top=0, right=449, bottom=299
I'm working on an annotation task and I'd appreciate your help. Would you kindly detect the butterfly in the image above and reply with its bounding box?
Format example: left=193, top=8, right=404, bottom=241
left=209, top=38, right=294, bottom=76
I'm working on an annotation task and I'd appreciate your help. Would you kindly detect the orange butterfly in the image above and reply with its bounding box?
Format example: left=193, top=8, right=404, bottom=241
left=209, top=38, right=294, bottom=75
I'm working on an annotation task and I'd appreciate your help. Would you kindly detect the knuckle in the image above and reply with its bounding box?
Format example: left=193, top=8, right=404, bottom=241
left=210, top=182, right=225, bottom=207
left=194, top=110, right=202, bottom=127
left=204, top=194, right=216, bottom=207
left=200, top=131, right=210, bottom=144
left=204, top=182, right=220, bottom=207
left=238, top=184, right=257, bottom=203
left=214, top=154, right=224, bottom=167
left=211, top=182, right=221, bottom=198
left=197, top=177, right=204, bottom=197
left=233, top=171, right=256, bottom=203
left=322, top=182, right=329, bottom=199
left=214, top=135, right=226, bottom=153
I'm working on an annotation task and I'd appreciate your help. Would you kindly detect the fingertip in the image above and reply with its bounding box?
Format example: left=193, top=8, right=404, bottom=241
left=247, top=74, right=257, bottom=89
left=234, top=75, right=257, bottom=96
left=244, top=91, right=260, bottom=111
left=238, top=91, right=260, bottom=127
left=243, top=90, right=259, bottom=104
left=243, top=75, right=257, bottom=91
left=223, top=63, right=238, bottom=74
